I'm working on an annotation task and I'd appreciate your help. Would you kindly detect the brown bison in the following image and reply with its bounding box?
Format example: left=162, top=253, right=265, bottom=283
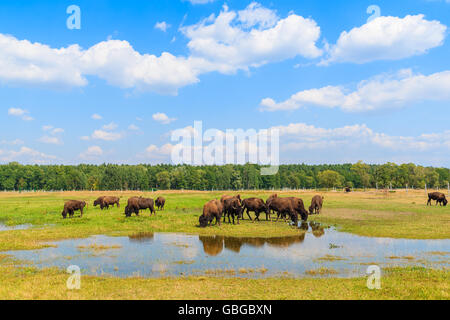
left=94, top=196, right=120, bottom=210
left=309, top=195, right=324, bottom=215
left=199, top=199, right=223, bottom=228
left=155, top=196, right=166, bottom=210
left=427, top=192, right=448, bottom=206
left=266, top=197, right=298, bottom=224
left=124, top=197, right=155, bottom=217
left=222, top=197, right=244, bottom=225
left=241, top=198, right=269, bottom=221
left=220, top=194, right=242, bottom=207
left=62, top=200, right=87, bottom=219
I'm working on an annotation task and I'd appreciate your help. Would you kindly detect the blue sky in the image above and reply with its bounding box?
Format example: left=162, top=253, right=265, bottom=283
left=0, top=0, right=449, bottom=166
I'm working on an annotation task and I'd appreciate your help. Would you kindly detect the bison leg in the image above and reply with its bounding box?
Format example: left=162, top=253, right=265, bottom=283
left=246, top=209, right=253, bottom=221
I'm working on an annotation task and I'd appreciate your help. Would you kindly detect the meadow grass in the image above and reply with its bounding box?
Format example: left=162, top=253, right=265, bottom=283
left=0, top=254, right=447, bottom=300
left=0, top=189, right=448, bottom=251
left=0, top=190, right=448, bottom=300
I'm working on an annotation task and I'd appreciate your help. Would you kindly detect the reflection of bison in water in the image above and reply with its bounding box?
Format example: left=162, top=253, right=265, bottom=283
left=198, top=234, right=305, bottom=255
left=124, top=197, right=155, bottom=217
left=94, top=196, right=120, bottom=210
left=427, top=192, right=447, bottom=206
left=309, top=195, right=324, bottom=215
left=199, top=200, right=223, bottom=227
left=155, top=197, right=166, bottom=210
left=222, top=197, right=243, bottom=225
left=242, top=198, right=269, bottom=221
left=62, top=200, right=87, bottom=219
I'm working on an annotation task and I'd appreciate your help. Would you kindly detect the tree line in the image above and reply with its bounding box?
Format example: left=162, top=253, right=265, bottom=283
left=0, top=161, right=448, bottom=191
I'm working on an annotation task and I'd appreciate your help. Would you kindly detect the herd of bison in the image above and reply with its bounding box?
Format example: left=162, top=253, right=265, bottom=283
left=61, top=191, right=447, bottom=227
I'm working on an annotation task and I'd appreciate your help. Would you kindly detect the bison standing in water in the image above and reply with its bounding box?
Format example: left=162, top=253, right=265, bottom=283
left=427, top=192, right=448, bottom=206
left=241, top=198, right=269, bottom=221
left=94, top=196, right=120, bottom=210
left=199, top=200, right=223, bottom=228
left=62, top=200, right=87, bottom=219
left=155, top=196, right=166, bottom=211
left=124, top=197, right=155, bottom=217
left=309, top=195, right=324, bottom=215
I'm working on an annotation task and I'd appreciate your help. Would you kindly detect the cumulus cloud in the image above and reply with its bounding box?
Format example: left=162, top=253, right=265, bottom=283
left=153, top=112, right=177, bottom=124
left=181, top=4, right=322, bottom=74
left=102, top=122, right=118, bottom=131
left=8, top=108, right=33, bottom=121
left=321, top=15, right=447, bottom=65
left=38, top=136, right=63, bottom=145
left=91, top=130, right=122, bottom=141
left=261, top=69, right=450, bottom=112
left=91, top=114, right=102, bottom=120
left=272, top=122, right=450, bottom=152
left=79, top=146, right=103, bottom=160
left=0, top=3, right=323, bottom=94
left=0, top=146, right=57, bottom=164
left=155, top=21, right=170, bottom=32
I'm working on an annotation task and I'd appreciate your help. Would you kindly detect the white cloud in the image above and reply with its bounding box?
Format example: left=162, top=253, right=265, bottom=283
left=79, top=146, right=103, bottom=160
left=0, top=139, right=24, bottom=146
left=80, top=136, right=90, bottom=141
left=91, top=114, right=102, bottom=120
left=321, top=15, right=447, bottom=65
left=237, top=2, right=279, bottom=29
left=0, top=3, right=323, bottom=94
left=128, top=124, right=140, bottom=131
left=38, top=135, right=63, bottom=145
left=272, top=122, right=450, bottom=152
left=181, top=4, right=322, bottom=74
left=102, top=122, right=118, bottom=131
left=8, top=108, right=33, bottom=121
left=261, top=69, right=450, bottom=112
left=155, top=21, right=171, bottom=32
left=91, top=130, right=122, bottom=141
left=153, top=112, right=177, bottom=124
left=0, top=146, right=57, bottom=163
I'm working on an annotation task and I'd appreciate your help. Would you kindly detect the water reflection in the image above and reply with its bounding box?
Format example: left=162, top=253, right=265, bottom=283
left=7, top=226, right=449, bottom=279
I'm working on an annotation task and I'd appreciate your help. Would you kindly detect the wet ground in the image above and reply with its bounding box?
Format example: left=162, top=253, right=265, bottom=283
left=0, top=223, right=31, bottom=231
left=6, top=222, right=449, bottom=278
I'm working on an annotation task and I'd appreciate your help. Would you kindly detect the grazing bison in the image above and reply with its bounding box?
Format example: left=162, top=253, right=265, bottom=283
left=155, top=196, right=166, bottom=210
left=344, top=187, right=351, bottom=193
left=242, top=198, right=269, bottom=221
left=62, top=200, right=87, bottom=219
left=94, top=196, right=120, bottom=210
left=309, top=195, right=324, bottom=215
left=220, top=194, right=242, bottom=206
left=266, top=197, right=298, bottom=224
left=286, top=197, right=309, bottom=222
left=124, top=197, right=155, bottom=217
left=427, top=192, right=448, bottom=206
left=222, top=197, right=244, bottom=225
left=199, top=200, right=223, bottom=228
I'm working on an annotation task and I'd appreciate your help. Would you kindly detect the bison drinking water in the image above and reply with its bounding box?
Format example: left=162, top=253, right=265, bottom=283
left=94, top=196, right=120, bottom=210
left=124, top=197, right=155, bottom=217
left=309, top=195, right=324, bottom=215
left=199, top=199, right=223, bottom=228
left=427, top=192, right=448, bottom=206
left=155, top=196, right=166, bottom=211
left=62, top=200, right=87, bottom=219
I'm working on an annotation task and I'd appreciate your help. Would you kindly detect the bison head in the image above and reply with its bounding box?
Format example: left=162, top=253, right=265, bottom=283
left=444, top=198, right=448, bottom=206
left=199, top=215, right=208, bottom=228
left=61, top=210, right=67, bottom=219
left=94, top=199, right=100, bottom=206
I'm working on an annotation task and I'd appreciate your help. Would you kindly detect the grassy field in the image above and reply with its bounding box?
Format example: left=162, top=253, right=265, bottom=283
left=0, top=189, right=448, bottom=300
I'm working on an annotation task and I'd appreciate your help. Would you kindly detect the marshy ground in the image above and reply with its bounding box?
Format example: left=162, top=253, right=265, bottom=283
left=0, top=189, right=448, bottom=299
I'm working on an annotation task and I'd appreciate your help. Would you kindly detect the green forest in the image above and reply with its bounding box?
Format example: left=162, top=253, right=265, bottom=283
left=0, top=161, right=449, bottom=191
